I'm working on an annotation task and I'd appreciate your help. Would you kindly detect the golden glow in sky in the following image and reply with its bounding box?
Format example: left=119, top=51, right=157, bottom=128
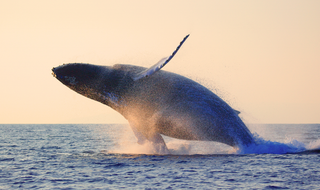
left=1, top=0, right=319, bottom=124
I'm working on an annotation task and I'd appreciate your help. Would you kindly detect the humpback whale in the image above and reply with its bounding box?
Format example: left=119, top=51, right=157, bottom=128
left=52, top=35, right=255, bottom=154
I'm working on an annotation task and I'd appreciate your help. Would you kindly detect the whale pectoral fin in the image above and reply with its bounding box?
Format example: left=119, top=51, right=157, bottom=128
left=133, top=34, right=190, bottom=81
left=129, top=122, right=148, bottom=145
left=149, top=133, right=170, bottom=154
left=133, top=57, right=169, bottom=81
left=128, top=121, right=169, bottom=154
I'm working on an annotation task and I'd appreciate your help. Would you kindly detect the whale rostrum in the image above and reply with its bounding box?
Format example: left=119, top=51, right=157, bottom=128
left=52, top=35, right=255, bottom=154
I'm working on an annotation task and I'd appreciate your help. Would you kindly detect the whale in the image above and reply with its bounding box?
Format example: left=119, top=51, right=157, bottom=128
left=52, top=35, right=255, bottom=154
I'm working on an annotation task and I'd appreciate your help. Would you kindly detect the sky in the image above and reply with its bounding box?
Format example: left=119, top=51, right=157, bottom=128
left=1, top=0, right=319, bottom=124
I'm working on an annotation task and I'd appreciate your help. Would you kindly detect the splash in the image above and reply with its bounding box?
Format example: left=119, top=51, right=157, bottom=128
left=107, top=132, right=236, bottom=155
left=108, top=141, right=161, bottom=155
left=237, top=124, right=320, bottom=154
left=107, top=135, right=320, bottom=155
left=108, top=139, right=233, bottom=155
left=104, top=124, right=320, bottom=155
left=237, top=133, right=306, bottom=154
left=105, top=125, right=233, bottom=155
left=306, top=139, right=320, bottom=150
left=107, top=133, right=193, bottom=155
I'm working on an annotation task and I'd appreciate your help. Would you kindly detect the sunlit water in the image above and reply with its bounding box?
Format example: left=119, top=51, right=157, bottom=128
left=0, top=124, right=320, bottom=189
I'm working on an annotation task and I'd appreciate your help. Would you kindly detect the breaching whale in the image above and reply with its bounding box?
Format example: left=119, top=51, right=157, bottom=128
left=52, top=35, right=255, bottom=154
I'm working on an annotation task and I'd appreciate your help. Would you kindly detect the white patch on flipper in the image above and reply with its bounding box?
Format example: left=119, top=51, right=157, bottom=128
left=133, top=57, right=169, bottom=81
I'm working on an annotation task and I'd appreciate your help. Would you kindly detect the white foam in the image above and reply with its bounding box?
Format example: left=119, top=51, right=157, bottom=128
left=306, top=139, right=320, bottom=150
left=237, top=133, right=306, bottom=154
left=108, top=137, right=235, bottom=155
left=108, top=142, right=160, bottom=155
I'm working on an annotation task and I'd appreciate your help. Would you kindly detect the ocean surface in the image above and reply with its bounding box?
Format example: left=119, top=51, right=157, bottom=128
left=0, top=124, right=320, bottom=189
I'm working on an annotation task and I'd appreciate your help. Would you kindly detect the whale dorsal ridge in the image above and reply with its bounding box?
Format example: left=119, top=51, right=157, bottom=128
left=133, top=34, right=189, bottom=81
left=233, top=109, right=241, bottom=115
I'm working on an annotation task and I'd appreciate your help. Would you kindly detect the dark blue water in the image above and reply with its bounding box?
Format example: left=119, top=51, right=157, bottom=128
left=1, top=124, right=320, bottom=189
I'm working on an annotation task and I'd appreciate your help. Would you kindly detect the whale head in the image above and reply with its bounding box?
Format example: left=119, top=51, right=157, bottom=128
left=52, top=63, right=131, bottom=107
left=52, top=63, right=106, bottom=88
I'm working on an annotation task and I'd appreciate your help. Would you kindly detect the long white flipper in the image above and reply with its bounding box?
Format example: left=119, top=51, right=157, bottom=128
left=133, top=34, right=189, bottom=81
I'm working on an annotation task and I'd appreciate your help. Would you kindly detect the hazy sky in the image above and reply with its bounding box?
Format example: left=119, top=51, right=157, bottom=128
left=1, top=0, right=319, bottom=124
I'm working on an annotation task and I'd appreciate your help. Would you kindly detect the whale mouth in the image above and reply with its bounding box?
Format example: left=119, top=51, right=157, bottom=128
left=52, top=68, right=57, bottom=78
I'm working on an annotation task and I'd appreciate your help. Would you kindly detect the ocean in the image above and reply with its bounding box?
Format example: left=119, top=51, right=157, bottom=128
left=0, top=124, right=319, bottom=189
